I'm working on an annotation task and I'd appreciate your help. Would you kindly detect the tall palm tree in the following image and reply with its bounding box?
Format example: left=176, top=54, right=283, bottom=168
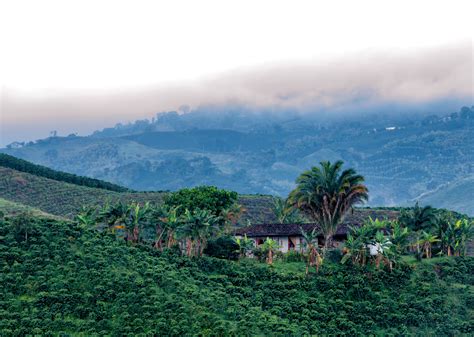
left=289, top=160, right=368, bottom=251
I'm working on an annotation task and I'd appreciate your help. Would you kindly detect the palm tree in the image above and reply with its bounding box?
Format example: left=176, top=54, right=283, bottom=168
left=162, top=206, right=182, bottom=249
left=262, top=238, right=279, bottom=265
left=234, top=234, right=254, bottom=259
left=399, top=202, right=438, bottom=232
left=289, top=161, right=368, bottom=253
left=341, top=219, right=387, bottom=267
left=272, top=197, right=303, bottom=224
left=452, top=219, right=473, bottom=256
left=300, top=227, right=323, bottom=274
left=371, top=231, right=393, bottom=269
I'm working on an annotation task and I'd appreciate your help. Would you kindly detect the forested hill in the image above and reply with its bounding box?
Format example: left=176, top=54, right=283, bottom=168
left=0, top=153, right=129, bottom=192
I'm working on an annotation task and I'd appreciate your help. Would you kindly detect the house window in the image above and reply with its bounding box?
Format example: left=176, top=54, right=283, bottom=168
left=288, top=237, right=297, bottom=250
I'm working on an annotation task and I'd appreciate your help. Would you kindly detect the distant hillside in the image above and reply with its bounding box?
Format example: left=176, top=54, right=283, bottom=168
left=0, top=153, right=128, bottom=192
left=3, top=106, right=473, bottom=213
left=416, top=175, right=474, bottom=216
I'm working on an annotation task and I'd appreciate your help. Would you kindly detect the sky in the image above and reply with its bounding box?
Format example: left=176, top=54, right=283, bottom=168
left=0, top=0, right=473, bottom=146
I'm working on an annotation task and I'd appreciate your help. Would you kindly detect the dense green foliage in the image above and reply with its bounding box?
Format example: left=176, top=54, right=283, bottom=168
left=1, top=215, right=472, bottom=336
left=0, top=153, right=128, bottom=192
left=164, top=186, right=238, bottom=218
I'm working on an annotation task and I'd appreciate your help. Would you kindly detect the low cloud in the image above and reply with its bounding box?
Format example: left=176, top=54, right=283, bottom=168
left=1, top=43, right=472, bottom=145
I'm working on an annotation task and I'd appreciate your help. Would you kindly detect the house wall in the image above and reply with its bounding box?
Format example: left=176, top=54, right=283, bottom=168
left=249, top=236, right=304, bottom=253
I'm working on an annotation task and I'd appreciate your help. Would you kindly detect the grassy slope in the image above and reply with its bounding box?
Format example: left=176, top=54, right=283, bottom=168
left=0, top=198, right=61, bottom=220
left=416, top=175, right=474, bottom=216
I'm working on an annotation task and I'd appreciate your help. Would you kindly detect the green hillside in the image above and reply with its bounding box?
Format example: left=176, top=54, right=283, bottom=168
left=0, top=167, right=164, bottom=218
left=1, top=156, right=472, bottom=335
left=0, top=198, right=60, bottom=220
left=1, top=215, right=472, bottom=335
left=416, top=175, right=474, bottom=216
left=0, top=164, right=275, bottom=222
left=0, top=165, right=399, bottom=225
left=0, top=153, right=128, bottom=192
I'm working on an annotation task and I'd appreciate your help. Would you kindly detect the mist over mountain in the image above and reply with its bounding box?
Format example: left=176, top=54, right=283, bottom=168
left=2, top=104, right=474, bottom=215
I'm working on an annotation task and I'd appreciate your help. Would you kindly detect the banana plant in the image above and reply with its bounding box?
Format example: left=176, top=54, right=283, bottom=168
left=415, top=231, right=440, bottom=259
left=75, top=206, right=97, bottom=229
left=262, top=238, right=279, bottom=265
left=125, top=202, right=150, bottom=244
left=234, top=234, right=254, bottom=259
left=300, top=227, right=323, bottom=274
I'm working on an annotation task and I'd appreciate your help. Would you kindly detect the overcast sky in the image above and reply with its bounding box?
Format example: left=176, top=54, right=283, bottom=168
left=0, top=0, right=473, bottom=146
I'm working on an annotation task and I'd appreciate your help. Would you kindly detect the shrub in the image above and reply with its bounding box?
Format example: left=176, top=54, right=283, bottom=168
left=284, top=250, right=306, bottom=262
left=203, top=236, right=239, bottom=260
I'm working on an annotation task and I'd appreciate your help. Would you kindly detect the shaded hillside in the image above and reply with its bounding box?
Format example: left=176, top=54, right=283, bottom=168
left=415, top=175, right=474, bottom=216
left=0, top=164, right=271, bottom=221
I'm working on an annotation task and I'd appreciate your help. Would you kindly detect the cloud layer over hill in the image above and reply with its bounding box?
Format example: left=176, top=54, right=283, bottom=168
left=2, top=43, right=472, bottom=146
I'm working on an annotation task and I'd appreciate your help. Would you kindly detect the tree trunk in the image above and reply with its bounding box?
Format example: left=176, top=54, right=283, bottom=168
left=323, top=234, right=332, bottom=256
left=133, top=226, right=140, bottom=243
left=267, top=250, right=273, bottom=265
left=447, top=246, right=451, bottom=256
left=186, top=239, right=193, bottom=257
left=375, top=255, right=381, bottom=269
